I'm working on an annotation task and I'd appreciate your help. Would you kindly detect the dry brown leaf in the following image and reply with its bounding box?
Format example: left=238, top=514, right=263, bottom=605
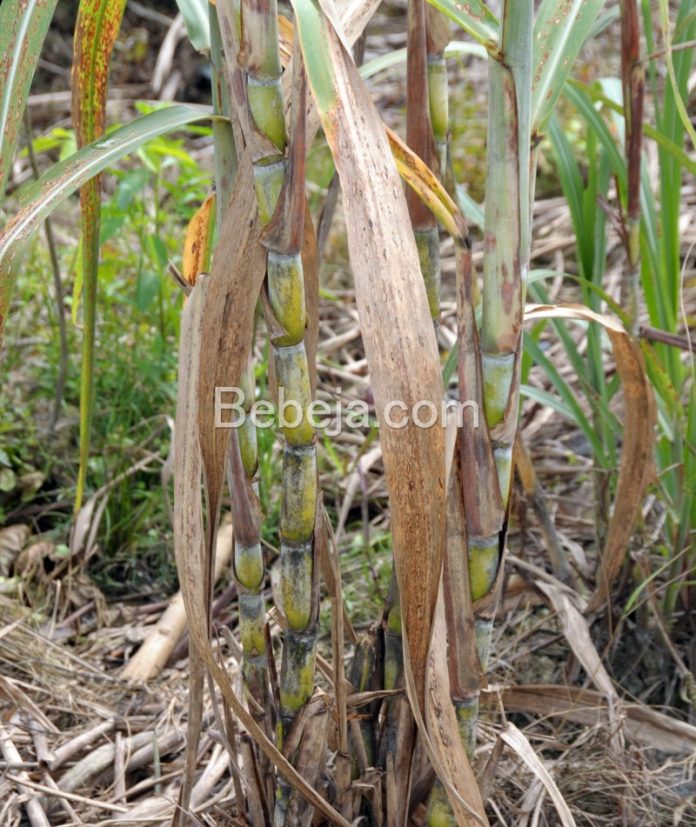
left=524, top=304, right=656, bottom=612
left=196, top=153, right=266, bottom=538
left=293, top=0, right=445, bottom=714
left=535, top=582, right=618, bottom=705
left=425, top=596, right=488, bottom=826
left=499, top=722, right=576, bottom=827
left=481, top=684, right=696, bottom=754
left=174, top=242, right=351, bottom=827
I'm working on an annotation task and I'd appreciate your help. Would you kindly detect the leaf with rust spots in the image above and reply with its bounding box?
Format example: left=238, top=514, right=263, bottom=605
left=71, top=0, right=127, bottom=511
left=425, top=0, right=498, bottom=50
left=0, top=0, right=58, bottom=199
left=532, top=0, right=607, bottom=132
left=0, top=0, right=59, bottom=336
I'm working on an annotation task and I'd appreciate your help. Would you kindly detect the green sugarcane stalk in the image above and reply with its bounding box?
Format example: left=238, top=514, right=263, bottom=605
left=480, top=0, right=532, bottom=511
left=429, top=4, right=533, bottom=823
left=474, top=0, right=533, bottom=727
left=426, top=6, right=452, bottom=189
left=236, top=0, right=317, bottom=819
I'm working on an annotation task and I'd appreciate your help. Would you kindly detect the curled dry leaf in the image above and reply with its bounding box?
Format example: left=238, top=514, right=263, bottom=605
left=195, top=153, right=266, bottom=535
left=290, top=6, right=494, bottom=823
left=524, top=304, right=656, bottom=612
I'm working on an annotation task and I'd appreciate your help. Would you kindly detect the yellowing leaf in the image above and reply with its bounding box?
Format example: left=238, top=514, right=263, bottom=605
left=183, top=193, right=216, bottom=286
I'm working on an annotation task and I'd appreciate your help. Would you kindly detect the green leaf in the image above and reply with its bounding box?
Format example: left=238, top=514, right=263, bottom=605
left=520, top=384, right=574, bottom=422
left=570, top=78, right=696, bottom=176
left=0, top=104, right=213, bottom=338
left=531, top=0, right=607, bottom=132
left=360, top=41, right=487, bottom=82
left=563, top=84, right=626, bottom=187
left=455, top=184, right=484, bottom=229
left=424, top=0, right=498, bottom=51
left=176, top=0, right=211, bottom=53
left=523, top=331, right=608, bottom=464
left=0, top=0, right=59, bottom=198
left=657, top=0, right=696, bottom=151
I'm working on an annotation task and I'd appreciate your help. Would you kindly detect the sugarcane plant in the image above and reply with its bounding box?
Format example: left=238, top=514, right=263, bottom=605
left=0, top=0, right=662, bottom=823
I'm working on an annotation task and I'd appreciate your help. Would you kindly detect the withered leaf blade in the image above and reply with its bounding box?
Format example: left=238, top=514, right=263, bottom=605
left=196, top=153, right=266, bottom=540
left=524, top=304, right=656, bottom=613
left=292, top=0, right=445, bottom=714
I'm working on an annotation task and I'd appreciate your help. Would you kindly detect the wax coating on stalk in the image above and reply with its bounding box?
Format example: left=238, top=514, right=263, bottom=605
left=281, top=539, right=314, bottom=632
left=235, top=540, right=265, bottom=591
left=280, top=445, right=317, bottom=542
left=238, top=357, right=258, bottom=478
left=481, top=351, right=514, bottom=427
left=253, top=159, right=286, bottom=224
left=427, top=53, right=449, bottom=175
left=279, top=631, right=318, bottom=719
left=493, top=444, right=513, bottom=505
left=239, top=592, right=267, bottom=655
left=475, top=618, right=493, bottom=671
left=427, top=55, right=449, bottom=142
left=274, top=342, right=315, bottom=445
left=268, top=251, right=307, bottom=345
left=468, top=534, right=498, bottom=602
left=454, top=697, right=478, bottom=758
left=248, top=77, right=287, bottom=150
left=427, top=784, right=457, bottom=827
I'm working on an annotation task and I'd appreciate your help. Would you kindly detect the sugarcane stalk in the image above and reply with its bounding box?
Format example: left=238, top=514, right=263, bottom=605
left=473, top=0, right=533, bottom=700
left=406, top=0, right=441, bottom=324
left=472, top=0, right=533, bottom=728
left=620, top=0, right=644, bottom=334
left=234, top=1, right=317, bottom=819
left=349, top=626, right=380, bottom=773
left=429, top=4, right=533, bottom=823
left=480, top=0, right=533, bottom=515
left=426, top=6, right=451, bottom=189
